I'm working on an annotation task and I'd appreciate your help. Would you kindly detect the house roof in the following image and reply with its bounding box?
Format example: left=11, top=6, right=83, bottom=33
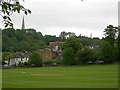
left=93, top=37, right=100, bottom=40
left=37, top=48, right=62, bottom=53
left=16, top=52, right=30, bottom=58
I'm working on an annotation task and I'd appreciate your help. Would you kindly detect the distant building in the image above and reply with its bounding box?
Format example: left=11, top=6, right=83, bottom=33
left=49, top=41, right=62, bottom=50
left=76, top=34, right=89, bottom=39
left=37, top=41, right=62, bottom=61
left=37, top=48, right=62, bottom=61
left=4, top=52, right=30, bottom=66
left=93, top=37, right=100, bottom=40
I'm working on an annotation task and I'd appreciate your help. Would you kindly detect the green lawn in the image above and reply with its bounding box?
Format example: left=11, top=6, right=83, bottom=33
left=2, top=64, right=118, bottom=88
left=0, top=69, right=2, bottom=89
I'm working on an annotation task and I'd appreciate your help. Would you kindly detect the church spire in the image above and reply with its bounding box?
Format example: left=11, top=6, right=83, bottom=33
left=21, top=16, right=25, bottom=30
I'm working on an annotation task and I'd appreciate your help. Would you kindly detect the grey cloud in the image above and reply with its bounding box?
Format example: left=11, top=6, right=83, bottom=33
left=0, top=0, right=118, bottom=38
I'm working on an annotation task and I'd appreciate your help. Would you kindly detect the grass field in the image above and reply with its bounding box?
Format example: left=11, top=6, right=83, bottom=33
left=0, top=69, right=2, bottom=89
left=2, top=64, right=118, bottom=88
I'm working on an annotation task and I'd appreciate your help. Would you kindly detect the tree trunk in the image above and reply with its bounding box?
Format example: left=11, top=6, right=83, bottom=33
left=8, top=57, right=10, bottom=66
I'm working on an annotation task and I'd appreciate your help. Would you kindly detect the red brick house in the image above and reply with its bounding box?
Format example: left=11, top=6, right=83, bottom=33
left=49, top=42, right=62, bottom=50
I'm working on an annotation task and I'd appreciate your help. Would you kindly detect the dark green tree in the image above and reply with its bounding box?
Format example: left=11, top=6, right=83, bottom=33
left=2, top=28, right=15, bottom=38
left=2, top=52, right=16, bottom=65
left=59, top=31, right=76, bottom=39
left=43, top=35, right=62, bottom=45
left=76, top=48, right=94, bottom=64
left=80, top=38, right=92, bottom=46
left=59, top=31, right=67, bottom=39
left=100, top=41, right=115, bottom=63
left=62, top=47, right=75, bottom=65
left=67, top=32, right=76, bottom=38
left=117, top=26, right=120, bottom=61
left=104, top=25, right=117, bottom=46
left=102, top=25, right=118, bottom=63
left=62, top=37, right=82, bottom=54
left=2, top=28, right=46, bottom=52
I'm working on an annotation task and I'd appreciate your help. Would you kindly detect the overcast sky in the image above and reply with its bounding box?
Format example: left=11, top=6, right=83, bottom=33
left=0, top=0, right=119, bottom=38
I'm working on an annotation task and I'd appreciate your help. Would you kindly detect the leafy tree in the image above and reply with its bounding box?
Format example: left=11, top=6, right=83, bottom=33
left=28, top=52, right=42, bottom=67
left=62, top=47, right=75, bottom=65
left=104, top=25, right=117, bottom=46
left=92, top=49, right=101, bottom=61
left=100, top=41, right=115, bottom=63
left=76, top=48, right=94, bottom=64
left=0, top=0, right=31, bottom=28
left=43, top=35, right=62, bottom=45
left=2, top=28, right=15, bottom=38
left=15, top=29, right=25, bottom=41
left=2, top=52, right=16, bottom=65
left=102, top=25, right=118, bottom=63
left=59, top=31, right=76, bottom=39
left=67, top=32, right=76, bottom=38
left=80, top=38, right=92, bottom=46
left=80, top=37, right=101, bottom=47
left=62, top=37, right=82, bottom=54
left=117, top=26, right=120, bottom=61
left=59, top=31, right=67, bottom=39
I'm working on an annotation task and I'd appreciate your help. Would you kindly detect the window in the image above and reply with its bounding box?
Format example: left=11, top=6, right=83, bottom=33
left=45, top=54, right=48, bottom=57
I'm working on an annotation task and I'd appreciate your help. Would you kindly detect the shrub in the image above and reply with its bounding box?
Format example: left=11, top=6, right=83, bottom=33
left=2, top=60, right=7, bottom=65
left=43, top=60, right=62, bottom=65
left=18, top=62, right=24, bottom=67
left=24, top=62, right=28, bottom=66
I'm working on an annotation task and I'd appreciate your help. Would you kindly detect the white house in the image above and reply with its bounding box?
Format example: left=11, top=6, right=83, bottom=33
left=4, top=52, right=30, bottom=67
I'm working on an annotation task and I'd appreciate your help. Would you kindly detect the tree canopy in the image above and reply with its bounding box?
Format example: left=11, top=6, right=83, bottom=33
left=2, top=28, right=63, bottom=52
left=62, top=47, right=75, bottom=65
left=61, top=37, right=82, bottom=53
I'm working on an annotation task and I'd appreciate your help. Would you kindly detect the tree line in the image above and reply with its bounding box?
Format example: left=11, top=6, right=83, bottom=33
left=2, top=25, right=120, bottom=66
left=2, top=28, right=65, bottom=52
left=61, top=25, right=120, bottom=64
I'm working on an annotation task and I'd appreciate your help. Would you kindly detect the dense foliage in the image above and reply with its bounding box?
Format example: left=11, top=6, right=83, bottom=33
left=61, top=37, right=82, bottom=54
left=76, top=48, right=94, bottom=64
left=28, top=52, right=42, bottom=67
left=2, top=52, right=16, bottom=65
left=2, top=28, right=64, bottom=52
left=80, top=37, right=101, bottom=46
left=62, top=47, right=75, bottom=65
left=100, top=41, right=115, bottom=63
left=101, top=25, right=119, bottom=63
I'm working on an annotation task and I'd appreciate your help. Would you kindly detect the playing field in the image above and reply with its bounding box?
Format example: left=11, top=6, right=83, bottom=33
left=2, top=64, right=118, bottom=88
